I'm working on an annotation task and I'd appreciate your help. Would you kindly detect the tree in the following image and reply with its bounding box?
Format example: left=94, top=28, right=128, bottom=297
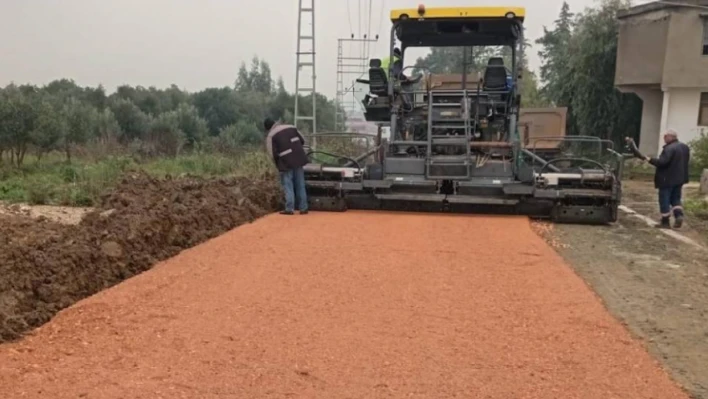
left=0, top=56, right=339, bottom=161
left=0, top=86, right=37, bottom=166
left=255, top=59, right=274, bottom=94
left=109, top=98, right=151, bottom=142
left=31, top=99, right=66, bottom=161
left=536, top=2, right=574, bottom=105
left=174, top=103, right=208, bottom=146
left=235, top=64, right=251, bottom=92
left=219, top=121, right=262, bottom=147
left=144, top=111, right=186, bottom=157
left=518, top=70, right=547, bottom=108
left=536, top=1, right=576, bottom=133
left=63, top=99, right=96, bottom=162
left=84, top=85, right=108, bottom=110
left=94, top=108, right=122, bottom=142
left=535, top=0, right=642, bottom=144
left=235, top=56, right=274, bottom=94
left=191, top=87, right=240, bottom=135
left=566, top=0, right=641, bottom=144
left=44, top=79, right=83, bottom=99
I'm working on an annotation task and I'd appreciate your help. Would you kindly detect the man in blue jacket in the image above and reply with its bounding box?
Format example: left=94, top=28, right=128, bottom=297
left=628, top=129, right=691, bottom=228
left=264, top=118, right=309, bottom=215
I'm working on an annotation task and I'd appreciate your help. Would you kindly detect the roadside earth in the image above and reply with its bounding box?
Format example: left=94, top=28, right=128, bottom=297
left=622, top=180, right=708, bottom=244
left=0, top=172, right=281, bottom=343
left=0, top=202, right=92, bottom=225
left=540, top=180, right=708, bottom=398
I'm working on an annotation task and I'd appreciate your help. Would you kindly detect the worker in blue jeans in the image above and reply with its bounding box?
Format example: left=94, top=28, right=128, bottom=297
left=279, top=167, right=308, bottom=215
left=264, top=118, right=309, bottom=215
left=627, top=129, right=690, bottom=228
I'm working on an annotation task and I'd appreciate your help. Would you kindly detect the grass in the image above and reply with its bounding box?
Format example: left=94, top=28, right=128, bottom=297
left=685, top=196, right=708, bottom=220
left=0, top=150, right=274, bottom=207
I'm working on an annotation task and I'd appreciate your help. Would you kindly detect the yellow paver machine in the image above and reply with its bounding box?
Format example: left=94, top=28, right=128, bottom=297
left=304, top=5, right=627, bottom=224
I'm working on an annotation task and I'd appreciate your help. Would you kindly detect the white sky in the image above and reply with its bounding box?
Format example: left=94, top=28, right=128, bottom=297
left=0, top=0, right=651, bottom=98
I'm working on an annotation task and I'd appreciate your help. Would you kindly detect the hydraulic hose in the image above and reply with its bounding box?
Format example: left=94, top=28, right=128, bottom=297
left=306, top=150, right=362, bottom=172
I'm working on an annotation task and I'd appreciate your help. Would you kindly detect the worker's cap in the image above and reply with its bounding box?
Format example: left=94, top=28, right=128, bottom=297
left=263, top=117, right=276, bottom=131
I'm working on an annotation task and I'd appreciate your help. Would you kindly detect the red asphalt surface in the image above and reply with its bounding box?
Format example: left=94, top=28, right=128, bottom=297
left=0, top=212, right=689, bottom=398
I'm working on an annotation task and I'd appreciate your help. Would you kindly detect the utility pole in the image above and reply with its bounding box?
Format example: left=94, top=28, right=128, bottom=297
left=294, top=0, right=317, bottom=147
left=335, top=36, right=378, bottom=131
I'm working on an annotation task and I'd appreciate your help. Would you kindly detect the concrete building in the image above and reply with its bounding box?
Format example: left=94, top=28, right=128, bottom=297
left=615, top=0, right=708, bottom=154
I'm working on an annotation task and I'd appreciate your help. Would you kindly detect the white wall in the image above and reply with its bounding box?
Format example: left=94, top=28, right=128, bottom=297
left=659, top=87, right=706, bottom=154
left=634, top=88, right=663, bottom=155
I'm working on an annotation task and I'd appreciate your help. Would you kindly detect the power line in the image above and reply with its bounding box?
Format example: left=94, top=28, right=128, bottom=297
left=346, top=0, right=354, bottom=35
left=358, top=0, right=362, bottom=39
left=376, top=0, right=386, bottom=41
left=366, top=0, right=373, bottom=59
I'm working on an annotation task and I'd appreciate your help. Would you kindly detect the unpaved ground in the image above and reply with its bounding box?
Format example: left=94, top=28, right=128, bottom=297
left=622, top=180, right=708, bottom=243
left=548, top=181, right=708, bottom=398
left=0, top=172, right=280, bottom=343
left=0, top=202, right=92, bottom=225
left=0, top=212, right=689, bottom=398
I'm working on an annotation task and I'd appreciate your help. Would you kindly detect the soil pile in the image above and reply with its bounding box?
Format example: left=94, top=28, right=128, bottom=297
left=0, top=172, right=280, bottom=342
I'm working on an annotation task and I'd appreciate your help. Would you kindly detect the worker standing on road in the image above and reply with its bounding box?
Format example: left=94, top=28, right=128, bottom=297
left=626, top=129, right=690, bottom=229
left=264, top=118, right=309, bottom=215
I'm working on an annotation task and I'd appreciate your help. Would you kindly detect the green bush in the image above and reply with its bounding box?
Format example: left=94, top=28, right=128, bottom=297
left=59, top=164, right=79, bottom=183
left=25, top=176, right=58, bottom=205
left=685, top=197, right=708, bottom=220
left=0, top=150, right=276, bottom=207
left=689, top=131, right=708, bottom=173
left=234, top=150, right=273, bottom=178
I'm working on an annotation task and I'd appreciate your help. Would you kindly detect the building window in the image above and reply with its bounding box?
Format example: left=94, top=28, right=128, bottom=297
left=700, top=93, right=708, bottom=126
left=704, top=18, right=708, bottom=55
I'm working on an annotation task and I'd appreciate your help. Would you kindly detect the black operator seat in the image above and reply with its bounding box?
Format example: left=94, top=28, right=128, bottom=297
left=483, top=57, right=510, bottom=92
left=355, top=58, right=389, bottom=97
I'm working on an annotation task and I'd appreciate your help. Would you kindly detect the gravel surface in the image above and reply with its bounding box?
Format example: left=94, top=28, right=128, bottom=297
left=0, top=212, right=689, bottom=398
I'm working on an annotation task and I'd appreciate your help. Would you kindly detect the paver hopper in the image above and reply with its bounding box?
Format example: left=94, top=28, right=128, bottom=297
left=303, top=5, right=626, bottom=224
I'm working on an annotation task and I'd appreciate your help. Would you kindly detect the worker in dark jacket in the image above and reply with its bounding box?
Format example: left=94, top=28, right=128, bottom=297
left=627, top=129, right=690, bottom=228
left=264, top=118, right=309, bottom=215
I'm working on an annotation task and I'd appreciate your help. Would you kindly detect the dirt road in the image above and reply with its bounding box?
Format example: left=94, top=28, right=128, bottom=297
left=0, top=212, right=689, bottom=398
left=552, top=181, right=708, bottom=398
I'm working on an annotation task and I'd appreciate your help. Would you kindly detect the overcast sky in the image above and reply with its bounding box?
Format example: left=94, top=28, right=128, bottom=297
left=0, top=0, right=648, bottom=98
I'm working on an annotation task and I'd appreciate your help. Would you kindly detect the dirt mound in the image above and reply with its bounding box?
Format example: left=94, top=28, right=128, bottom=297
left=0, top=172, right=280, bottom=342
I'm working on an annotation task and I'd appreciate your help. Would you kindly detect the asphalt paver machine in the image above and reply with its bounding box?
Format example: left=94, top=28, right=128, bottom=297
left=303, top=5, right=626, bottom=224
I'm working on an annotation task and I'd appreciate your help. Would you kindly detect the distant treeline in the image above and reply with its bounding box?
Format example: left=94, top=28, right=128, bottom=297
left=0, top=57, right=340, bottom=166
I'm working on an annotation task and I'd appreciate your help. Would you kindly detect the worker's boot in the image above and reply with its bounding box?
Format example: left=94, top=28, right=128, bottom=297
left=674, top=215, right=684, bottom=229
left=279, top=210, right=294, bottom=215
left=655, top=217, right=671, bottom=229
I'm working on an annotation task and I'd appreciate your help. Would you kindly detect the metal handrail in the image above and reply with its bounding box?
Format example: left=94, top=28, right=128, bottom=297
left=303, top=131, right=379, bottom=138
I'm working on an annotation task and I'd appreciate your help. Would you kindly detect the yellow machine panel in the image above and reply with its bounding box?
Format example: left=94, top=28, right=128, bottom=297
left=390, top=6, right=526, bottom=21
